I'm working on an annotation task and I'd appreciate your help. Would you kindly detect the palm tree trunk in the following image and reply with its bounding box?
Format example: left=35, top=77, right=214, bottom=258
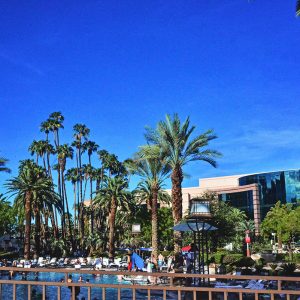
left=88, top=155, right=94, bottom=234
left=62, top=172, right=72, bottom=239
left=73, top=182, right=77, bottom=244
left=151, top=186, right=159, bottom=263
left=53, top=205, right=59, bottom=239
left=96, top=178, right=100, bottom=192
left=42, top=154, right=47, bottom=171
left=171, top=165, right=183, bottom=253
left=47, top=152, right=52, bottom=178
left=78, top=147, right=85, bottom=240
left=79, top=148, right=83, bottom=203
left=83, top=177, right=88, bottom=202
left=34, top=209, right=41, bottom=257
left=58, top=165, right=65, bottom=238
left=108, top=197, right=117, bottom=259
left=24, top=191, right=32, bottom=260
left=90, top=176, right=94, bottom=234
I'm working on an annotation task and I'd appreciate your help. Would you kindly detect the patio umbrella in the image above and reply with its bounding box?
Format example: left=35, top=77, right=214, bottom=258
left=182, top=245, right=191, bottom=252
left=173, top=220, right=217, bottom=232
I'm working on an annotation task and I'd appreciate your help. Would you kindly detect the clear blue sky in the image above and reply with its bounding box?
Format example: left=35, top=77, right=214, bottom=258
left=0, top=0, right=300, bottom=192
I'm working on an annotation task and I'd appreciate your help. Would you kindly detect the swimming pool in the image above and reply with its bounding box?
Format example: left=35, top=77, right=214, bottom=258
left=0, top=271, right=179, bottom=300
left=0, top=271, right=133, bottom=300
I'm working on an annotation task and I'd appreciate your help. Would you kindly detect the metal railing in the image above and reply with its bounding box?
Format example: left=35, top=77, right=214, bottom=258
left=0, top=266, right=300, bottom=299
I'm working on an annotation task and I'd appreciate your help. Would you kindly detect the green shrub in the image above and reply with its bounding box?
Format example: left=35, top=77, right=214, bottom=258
left=275, top=253, right=286, bottom=261
left=234, top=257, right=255, bottom=268
left=209, top=250, right=230, bottom=264
left=222, top=254, right=243, bottom=265
left=281, top=263, right=296, bottom=276
left=293, top=253, right=300, bottom=263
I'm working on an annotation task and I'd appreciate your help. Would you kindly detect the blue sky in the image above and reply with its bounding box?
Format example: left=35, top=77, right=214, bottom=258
left=0, top=0, right=300, bottom=194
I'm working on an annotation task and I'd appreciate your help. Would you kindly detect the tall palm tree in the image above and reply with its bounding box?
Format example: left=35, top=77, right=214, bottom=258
left=14, top=172, right=62, bottom=257
left=297, top=0, right=300, bottom=16
left=57, top=144, right=74, bottom=238
left=83, top=141, right=99, bottom=165
left=94, top=176, right=132, bottom=259
left=65, top=168, right=80, bottom=240
left=145, top=114, right=221, bottom=251
left=28, top=140, right=42, bottom=164
left=5, top=160, right=61, bottom=259
left=40, top=120, right=52, bottom=142
left=72, top=124, right=90, bottom=202
left=72, top=124, right=90, bottom=240
left=83, top=140, right=98, bottom=234
left=44, top=141, right=55, bottom=178
left=48, top=112, right=64, bottom=148
left=0, top=157, right=10, bottom=173
left=28, top=140, right=50, bottom=169
left=93, top=168, right=104, bottom=192
left=129, top=145, right=170, bottom=261
left=97, top=149, right=110, bottom=186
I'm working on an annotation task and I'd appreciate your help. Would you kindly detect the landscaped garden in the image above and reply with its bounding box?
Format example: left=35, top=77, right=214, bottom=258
left=0, top=112, right=299, bottom=280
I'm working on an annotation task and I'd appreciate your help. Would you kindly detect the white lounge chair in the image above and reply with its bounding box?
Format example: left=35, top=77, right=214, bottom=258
left=50, top=258, right=57, bottom=265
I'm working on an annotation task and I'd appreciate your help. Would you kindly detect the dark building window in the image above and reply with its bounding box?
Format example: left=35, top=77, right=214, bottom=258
left=218, top=191, right=254, bottom=219
left=284, top=170, right=300, bottom=203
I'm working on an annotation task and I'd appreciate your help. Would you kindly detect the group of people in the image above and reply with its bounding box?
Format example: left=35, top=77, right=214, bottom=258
left=126, top=248, right=195, bottom=274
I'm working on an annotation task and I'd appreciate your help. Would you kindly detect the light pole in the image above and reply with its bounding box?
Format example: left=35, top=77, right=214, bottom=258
left=131, top=224, right=141, bottom=252
left=186, top=199, right=215, bottom=286
left=245, top=230, right=251, bottom=257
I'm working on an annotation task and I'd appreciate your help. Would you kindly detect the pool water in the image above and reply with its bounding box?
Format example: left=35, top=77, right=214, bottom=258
left=0, top=272, right=180, bottom=300
left=0, top=272, right=133, bottom=300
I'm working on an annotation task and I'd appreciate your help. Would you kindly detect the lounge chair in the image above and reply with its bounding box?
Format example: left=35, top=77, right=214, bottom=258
left=49, top=258, right=57, bottom=266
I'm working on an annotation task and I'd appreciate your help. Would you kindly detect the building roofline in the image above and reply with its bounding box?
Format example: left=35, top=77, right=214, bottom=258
left=200, top=168, right=300, bottom=181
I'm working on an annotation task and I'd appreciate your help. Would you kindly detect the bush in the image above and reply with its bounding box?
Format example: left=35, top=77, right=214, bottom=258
left=275, top=253, right=286, bottom=261
left=292, top=253, right=300, bottom=263
left=234, top=257, right=255, bottom=268
left=222, top=254, right=243, bottom=265
left=281, top=263, right=296, bottom=276
left=209, top=250, right=230, bottom=264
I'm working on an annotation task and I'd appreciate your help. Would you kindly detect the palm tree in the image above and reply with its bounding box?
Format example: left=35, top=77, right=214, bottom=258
left=65, top=168, right=80, bottom=240
left=28, top=140, right=50, bottom=169
left=94, top=176, right=132, bottom=258
left=83, top=140, right=98, bottom=234
left=44, top=141, right=55, bottom=178
left=145, top=114, right=221, bottom=251
left=297, top=0, right=300, bottom=16
left=97, top=149, right=110, bottom=186
left=0, top=157, right=10, bottom=173
left=40, top=120, right=52, bottom=142
left=72, top=123, right=90, bottom=240
left=72, top=124, right=90, bottom=202
left=57, top=144, right=74, bottom=238
left=28, top=140, right=42, bottom=164
left=5, top=160, right=61, bottom=259
left=48, top=112, right=64, bottom=148
left=129, top=145, right=170, bottom=261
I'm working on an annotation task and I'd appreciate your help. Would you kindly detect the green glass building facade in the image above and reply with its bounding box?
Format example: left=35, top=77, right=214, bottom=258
left=218, top=170, right=300, bottom=220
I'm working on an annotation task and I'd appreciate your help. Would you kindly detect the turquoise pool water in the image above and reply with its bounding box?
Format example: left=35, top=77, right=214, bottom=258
left=0, top=272, right=179, bottom=300
left=0, top=271, right=133, bottom=300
